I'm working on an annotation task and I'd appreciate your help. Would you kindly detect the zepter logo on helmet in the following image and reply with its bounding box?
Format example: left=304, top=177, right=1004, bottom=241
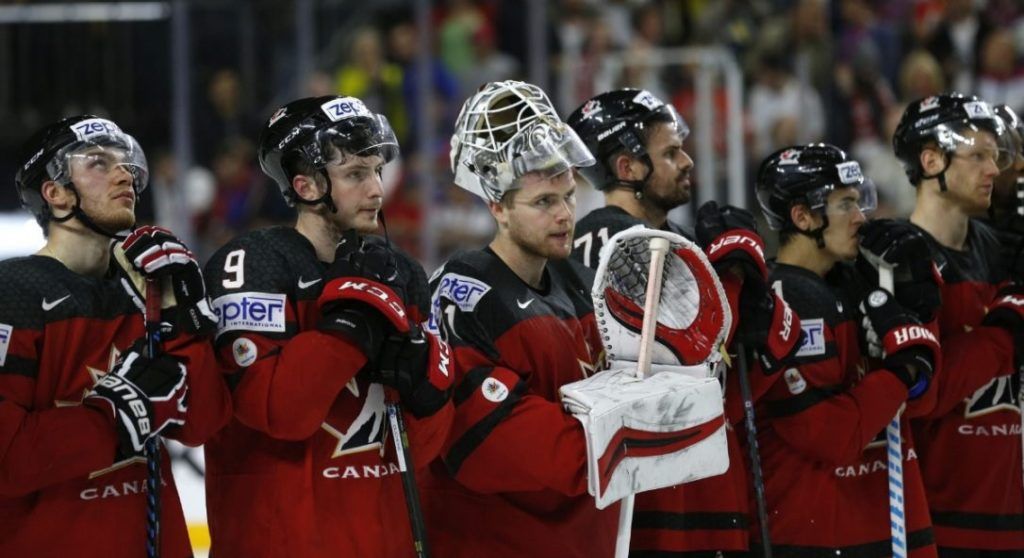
left=567, top=88, right=689, bottom=191
left=258, top=95, right=399, bottom=206
left=893, top=92, right=1015, bottom=185
left=755, top=143, right=877, bottom=231
left=15, top=115, right=149, bottom=227
left=450, top=80, right=595, bottom=203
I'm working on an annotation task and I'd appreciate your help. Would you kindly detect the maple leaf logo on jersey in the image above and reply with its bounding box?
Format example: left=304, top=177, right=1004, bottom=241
left=964, top=375, right=1021, bottom=418
left=321, top=382, right=387, bottom=458
left=54, top=344, right=122, bottom=407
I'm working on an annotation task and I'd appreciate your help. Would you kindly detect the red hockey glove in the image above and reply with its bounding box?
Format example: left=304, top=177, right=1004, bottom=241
left=860, top=289, right=938, bottom=399
left=83, top=339, right=188, bottom=455
left=695, top=201, right=768, bottom=282
left=372, top=325, right=454, bottom=418
left=983, top=283, right=1024, bottom=366
left=747, top=289, right=803, bottom=374
left=121, top=226, right=218, bottom=335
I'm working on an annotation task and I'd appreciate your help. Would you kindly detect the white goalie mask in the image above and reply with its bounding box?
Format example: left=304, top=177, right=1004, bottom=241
left=450, top=80, right=595, bottom=203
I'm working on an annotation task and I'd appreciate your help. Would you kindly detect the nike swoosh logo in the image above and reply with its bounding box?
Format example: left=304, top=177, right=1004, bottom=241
left=298, top=277, right=322, bottom=289
left=41, top=295, right=71, bottom=311
left=517, top=298, right=535, bottom=309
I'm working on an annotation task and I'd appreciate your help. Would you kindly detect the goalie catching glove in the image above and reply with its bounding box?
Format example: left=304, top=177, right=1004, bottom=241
left=120, top=226, right=218, bottom=335
left=560, top=363, right=728, bottom=509
left=593, top=226, right=730, bottom=368
left=83, top=338, right=188, bottom=455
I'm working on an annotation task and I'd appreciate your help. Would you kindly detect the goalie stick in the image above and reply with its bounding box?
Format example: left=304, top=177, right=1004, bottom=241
left=614, top=236, right=671, bottom=558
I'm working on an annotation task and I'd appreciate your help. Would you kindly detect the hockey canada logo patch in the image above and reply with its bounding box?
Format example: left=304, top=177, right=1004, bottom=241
left=232, top=337, right=258, bottom=367
left=0, top=323, right=11, bottom=366
left=795, top=318, right=825, bottom=357
left=778, top=148, right=801, bottom=165
left=212, top=292, right=287, bottom=337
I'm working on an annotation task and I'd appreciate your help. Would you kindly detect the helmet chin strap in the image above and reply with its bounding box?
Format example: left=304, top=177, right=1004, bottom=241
left=49, top=182, right=128, bottom=240
left=611, top=154, right=655, bottom=200
left=795, top=213, right=829, bottom=249
left=920, top=153, right=953, bottom=193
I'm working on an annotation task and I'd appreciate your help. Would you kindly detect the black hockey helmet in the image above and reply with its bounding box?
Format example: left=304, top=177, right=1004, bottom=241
left=257, top=95, right=399, bottom=208
left=15, top=115, right=148, bottom=229
left=893, top=93, right=1013, bottom=187
left=755, top=143, right=877, bottom=231
left=567, top=88, right=688, bottom=191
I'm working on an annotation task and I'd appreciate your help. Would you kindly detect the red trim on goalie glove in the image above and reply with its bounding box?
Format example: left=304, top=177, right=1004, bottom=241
left=318, top=277, right=411, bottom=333
left=705, top=229, right=767, bottom=280
left=882, top=323, right=939, bottom=361
left=604, top=247, right=726, bottom=365
left=596, top=414, right=726, bottom=498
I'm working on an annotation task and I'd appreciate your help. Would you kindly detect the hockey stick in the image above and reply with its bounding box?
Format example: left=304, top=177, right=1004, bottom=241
left=735, top=344, right=773, bottom=558
left=879, top=265, right=907, bottom=558
left=387, top=399, right=430, bottom=558
left=614, top=236, right=670, bottom=558
left=144, top=278, right=162, bottom=558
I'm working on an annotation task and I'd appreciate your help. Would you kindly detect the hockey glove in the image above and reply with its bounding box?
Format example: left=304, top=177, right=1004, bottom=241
left=121, top=226, right=218, bottom=335
left=983, top=283, right=1024, bottom=367
left=370, top=325, right=454, bottom=418
left=740, top=282, right=803, bottom=374
left=857, top=219, right=942, bottom=321
left=695, top=201, right=768, bottom=283
left=859, top=289, right=939, bottom=399
left=83, top=339, right=188, bottom=455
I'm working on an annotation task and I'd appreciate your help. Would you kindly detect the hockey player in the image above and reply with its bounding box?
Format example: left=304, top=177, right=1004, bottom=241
left=422, top=80, right=726, bottom=558
left=568, top=88, right=801, bottom=556
left=0, top=116, right=231, bottom=556
left=754, top=143, right=941, bottom=556
left=990, top=104, right=1024, bottom=283
left=202, top=96, right=454, bottom=557
left=885, top=93, right=1024, bottom=556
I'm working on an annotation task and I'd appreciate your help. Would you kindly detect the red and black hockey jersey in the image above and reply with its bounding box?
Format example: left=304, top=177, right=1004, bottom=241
left=572, top=205, right=693, bottom=269
left=755, top=262, right=936, bottom=557
left=0, top=253, right=231, bottom=558
left=202, top=226, right=452, bottom=558
left=909, top=219, right=1023, bottom=553
left=421, top=248, right=615, bottom=558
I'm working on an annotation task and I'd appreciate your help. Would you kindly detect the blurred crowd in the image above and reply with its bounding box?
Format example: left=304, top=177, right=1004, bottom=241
left=2, top=0, right=1024, bottom=265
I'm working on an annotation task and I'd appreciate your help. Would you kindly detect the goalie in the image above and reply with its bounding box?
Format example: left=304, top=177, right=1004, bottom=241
left=423, top=80, right=729, bottom=558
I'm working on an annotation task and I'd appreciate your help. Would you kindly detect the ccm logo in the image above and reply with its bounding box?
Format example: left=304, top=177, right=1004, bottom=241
left=337, top=281, right=406, bottom=319
left=893, top=325, right=937, bottom=346
left=709, top=233, right=764, bottom=261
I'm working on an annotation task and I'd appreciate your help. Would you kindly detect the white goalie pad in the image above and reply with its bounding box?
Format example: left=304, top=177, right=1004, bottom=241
left=560, top=363, right=728, bottom=509
left=592, top=226, right=730, bottom=370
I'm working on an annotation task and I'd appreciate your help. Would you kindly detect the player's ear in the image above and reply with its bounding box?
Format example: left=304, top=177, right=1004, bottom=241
left=614, top=153, right=643, bottom=182
left=919, top=146, right=946, bottom=177
left=292, top=173, right=324, bottom=203
left=40, top=180, right=73, bottom=216
left=789, top=203, right=816, bottom=232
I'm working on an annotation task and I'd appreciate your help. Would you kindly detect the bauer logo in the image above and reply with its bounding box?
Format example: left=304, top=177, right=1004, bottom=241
left=795, top=318, right=825, bottom=357
left=212, top=292, right=287, bottom=337
left=71, top=118, right=121, bottom=142
left=0, top=323, right=11, bottom=367
left=321, top=97, right=371, bottom=122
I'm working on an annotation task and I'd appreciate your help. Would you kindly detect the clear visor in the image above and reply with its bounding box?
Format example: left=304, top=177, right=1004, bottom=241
left=509, top=120, right=595, bottom=180
left=319, top=113, right=400, bottom=164
left=936, top=122, right=1016, bottom=171
left=658, top=104, right=690, bottom=142
left=806, top=178, right=878, bottom=219
left=48, top=133, right=149, bottom=192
